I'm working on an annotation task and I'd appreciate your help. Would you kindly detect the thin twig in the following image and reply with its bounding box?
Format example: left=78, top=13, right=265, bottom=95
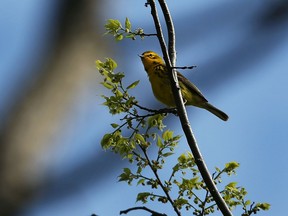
left=201, top=188, right=211, bottom=215
left=173, top=66, right=197, bottom=70
left=120, top=206, right=167, bottom=216
left=120, top=27, right=157, bottom=37
left=134, top=103, right=177, bottom=115
left=139, top=33, right=158, bottom=37
left=140, top=145, right=182, bottom=216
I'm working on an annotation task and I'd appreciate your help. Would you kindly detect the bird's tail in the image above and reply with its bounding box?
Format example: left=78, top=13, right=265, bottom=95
left=204, top=103, right=229, bottom=121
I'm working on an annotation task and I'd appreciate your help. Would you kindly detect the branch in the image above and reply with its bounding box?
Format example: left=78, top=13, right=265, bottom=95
left=134, top=103, right=177, bottom=115
left=148, top=0, right=233, bottom=215
left=120, top=206, right=167, bottom=216
left=158, top=0, right=176, bottom=64
left=173, top=66, right=197, bottom=70
left=140, top=146, right=182, bottom=216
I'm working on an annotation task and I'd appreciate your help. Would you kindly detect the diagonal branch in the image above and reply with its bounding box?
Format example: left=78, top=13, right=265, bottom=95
left=148, top=0, right=233, bottom=215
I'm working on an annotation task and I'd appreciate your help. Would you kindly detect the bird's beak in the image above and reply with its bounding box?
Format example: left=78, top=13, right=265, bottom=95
left=138, top=54, right=144, bottom=58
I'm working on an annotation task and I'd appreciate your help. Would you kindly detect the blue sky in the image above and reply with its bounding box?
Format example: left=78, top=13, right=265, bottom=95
left=1, top=1, right=287, bottom=216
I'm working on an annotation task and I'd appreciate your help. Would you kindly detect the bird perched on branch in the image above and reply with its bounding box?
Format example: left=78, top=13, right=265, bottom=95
left=139, top=51, right=229, bottom=121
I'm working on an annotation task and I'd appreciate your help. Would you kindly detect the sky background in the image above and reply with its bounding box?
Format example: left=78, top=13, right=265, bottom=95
left=1, top=1, right=288, bottom=216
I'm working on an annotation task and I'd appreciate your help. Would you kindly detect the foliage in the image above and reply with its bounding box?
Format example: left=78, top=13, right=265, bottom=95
left=96, top=58, right=270, bottom=215
left=104, top=18, right=156, bottom=41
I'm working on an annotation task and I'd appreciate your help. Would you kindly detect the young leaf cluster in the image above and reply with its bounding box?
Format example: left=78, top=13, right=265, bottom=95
left=104, top=17, right=156, bottom=41
left=96, top=58, right=139, bottom=115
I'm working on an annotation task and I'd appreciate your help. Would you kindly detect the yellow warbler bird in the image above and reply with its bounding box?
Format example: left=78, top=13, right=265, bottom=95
left=139, top=51, right=229, bottom=121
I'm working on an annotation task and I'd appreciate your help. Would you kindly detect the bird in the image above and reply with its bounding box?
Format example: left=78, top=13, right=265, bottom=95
left=139, top=51, right=229, bottom=121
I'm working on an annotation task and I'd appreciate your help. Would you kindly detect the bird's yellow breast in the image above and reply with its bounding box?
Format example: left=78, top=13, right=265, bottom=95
left=147, top=65, right=176, bottom=107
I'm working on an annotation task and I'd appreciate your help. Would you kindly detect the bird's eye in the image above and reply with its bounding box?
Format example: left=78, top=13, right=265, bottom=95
left=149, top=54, right=153, bottom=58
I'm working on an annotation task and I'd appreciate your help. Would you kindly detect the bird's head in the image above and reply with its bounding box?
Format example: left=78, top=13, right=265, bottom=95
left=139, top=51, right=165, bottom=71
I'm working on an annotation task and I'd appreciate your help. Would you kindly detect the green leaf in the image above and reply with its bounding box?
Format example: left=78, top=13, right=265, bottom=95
left=101, top=133, right=113, bottom=149
left=134, top=133, right=146, bottom=144
left=114, top=89, right=123, bottom=97
left=101, top=81, right=114, bottom=89
left=125, top=17, right=131, bottom=32
left=256, top=203, right=270, bottom=210
left=95, top=60, right=103, bottom=70
left=244, top=200, right=251, bottom=206
left=172, top=164, right=180, bottom=172
left=225, top=161, right=240, bottom=171
left=225, top=182, right=237, bottom=189
left=147, top=114, right=166, bottom=130
left=162, top=152, right=174, bottom=157
left=215, top=166, right=221, bottom=172
left=107, top=58, right=117, bottom=70
left=177, top=153, right=187, bottom=163
left=115, top=34, right=124, bottom=41
left=110, top=123, right=119, bottom=128
left=162, top=130, right=173, bottom=141
left=118, top=168, right=133, bottom=183
left=136, top=166, right=142, bottom=174
left=112, top=72, right=125, bottom=83
left=137, top=179, right=145, bottom=185
left=179, top=177, right=199, bottom=190
left=127, top=80, right=140, bottom=89
left=174, top=198, right=188, bottom=209
left=136, top=192, right=151, bottom=203
left=97, top=58, right=117, bottom=72
left=156, top=136, right=163, bottom=148
left=123, top=167, right=131, bottom=173
left=105, top=19, right=122, bottom=31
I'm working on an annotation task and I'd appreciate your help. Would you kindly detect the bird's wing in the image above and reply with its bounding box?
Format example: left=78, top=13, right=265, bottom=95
left=177, top=71, right=208, bottom=102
